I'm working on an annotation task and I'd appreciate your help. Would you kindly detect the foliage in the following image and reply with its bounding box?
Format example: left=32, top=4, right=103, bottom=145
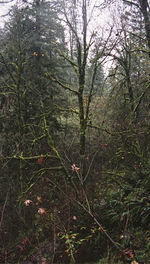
left=0, top=0, right=150, bottom=264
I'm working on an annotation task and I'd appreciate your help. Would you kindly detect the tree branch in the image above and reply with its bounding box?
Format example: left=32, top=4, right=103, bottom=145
left=45, top=73, right=79, bottom=95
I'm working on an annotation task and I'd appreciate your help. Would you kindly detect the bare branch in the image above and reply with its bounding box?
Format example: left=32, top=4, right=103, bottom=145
left=45, top=73, right=79, bottom=95
left=0, top=188, right=9, bottom=230
left=57, top=49, right=78, bottom=75
left=122, top=0, right=140, bottom=8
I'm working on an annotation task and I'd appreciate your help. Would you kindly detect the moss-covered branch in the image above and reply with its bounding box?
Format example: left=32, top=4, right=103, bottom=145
left=45, top=73, right=79, bottom=95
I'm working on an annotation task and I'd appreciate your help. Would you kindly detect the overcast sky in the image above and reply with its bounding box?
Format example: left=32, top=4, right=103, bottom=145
left=0, top=0, right=109, bottom=28
left=0, top=0, right=17, bottom=26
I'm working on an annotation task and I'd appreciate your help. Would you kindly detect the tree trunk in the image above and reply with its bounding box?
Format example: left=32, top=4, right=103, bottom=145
left=139, top=0, right=150, bottom=57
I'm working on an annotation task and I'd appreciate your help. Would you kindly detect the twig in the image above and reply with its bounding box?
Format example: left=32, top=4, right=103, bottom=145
left=0, top=188, right=9, bottom=229
left=83, top=150, right=98, bottom=183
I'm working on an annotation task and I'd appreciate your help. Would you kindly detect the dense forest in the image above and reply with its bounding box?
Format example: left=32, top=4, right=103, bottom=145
left=0, top=0, right=150, bottom=263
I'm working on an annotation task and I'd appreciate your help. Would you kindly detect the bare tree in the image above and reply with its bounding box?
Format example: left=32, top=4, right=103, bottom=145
left=47, top=0, right=113, bottom=178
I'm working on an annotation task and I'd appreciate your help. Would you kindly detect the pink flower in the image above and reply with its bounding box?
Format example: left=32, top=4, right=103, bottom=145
left=24, top=200, right=32, bottom=206
left=71, top=164, right=80, bottom=173
left=37, top=196, right=42, bottom=203
left=41, top=257, right=47, bottom=264
left=38, top=208, right=46, bottom=215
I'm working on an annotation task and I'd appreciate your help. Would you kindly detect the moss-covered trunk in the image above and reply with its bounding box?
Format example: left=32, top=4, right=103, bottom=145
left=140, top=0, right=150, bottom=57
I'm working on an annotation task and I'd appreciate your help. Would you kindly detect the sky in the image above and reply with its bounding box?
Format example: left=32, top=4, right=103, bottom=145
left=0, top=0, right=17, bottom=25
left=0, top=0, right=109, bottom=27
left=0, top=0, right=116, bottom=75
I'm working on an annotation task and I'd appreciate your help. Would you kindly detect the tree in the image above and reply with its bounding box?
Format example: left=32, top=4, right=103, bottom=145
left=0, top=1, right=67, bottom=152
left=47, top=0, right=111, bottom=178
left=0, top=2, right=69, bottom=262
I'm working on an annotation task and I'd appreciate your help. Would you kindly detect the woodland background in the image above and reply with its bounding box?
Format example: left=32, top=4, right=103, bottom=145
left=0, top=0, right=150, bottom=263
